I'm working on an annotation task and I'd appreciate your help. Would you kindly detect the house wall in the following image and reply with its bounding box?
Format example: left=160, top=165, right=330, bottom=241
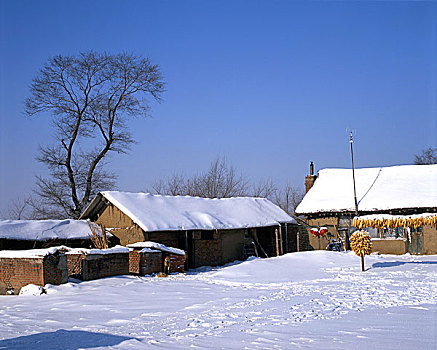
left=221, top=229, right=245, bottom=263
left=254, top=226, right=278, bottom=257
left=371, top=238, right=407, bottom=255
left=96, top=205, right=144, bottom=245
left=306, top=217, right=339, bottom=250
left=147, top=231, right=180, bottom=248
left=423, top=226, right=437, bottom=254
left=193, top=231, right=222, bottom=267
left=0, top=254, right=67, bottom=295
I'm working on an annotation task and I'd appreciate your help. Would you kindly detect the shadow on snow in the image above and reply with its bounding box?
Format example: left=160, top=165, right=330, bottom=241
left=0, top=329, right=137, bottom=350
left=372, top=261, right=437, bottom=268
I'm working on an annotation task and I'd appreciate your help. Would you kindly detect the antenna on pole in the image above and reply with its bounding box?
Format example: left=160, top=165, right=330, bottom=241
left=349, top=131, right=359, bottom=217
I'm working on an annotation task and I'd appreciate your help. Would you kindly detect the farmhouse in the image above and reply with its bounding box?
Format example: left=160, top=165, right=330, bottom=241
left=80, top=191, right=303, bottom=267
left=0, top=219, right=97, bottom=250
left=295, top=164, right=437, bottom=254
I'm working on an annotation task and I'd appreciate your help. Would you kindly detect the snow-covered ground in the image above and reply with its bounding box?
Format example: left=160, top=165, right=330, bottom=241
left=1, top=251, right=436, bottom=349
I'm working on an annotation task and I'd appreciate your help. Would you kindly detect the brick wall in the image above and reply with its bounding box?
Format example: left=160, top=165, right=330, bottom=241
left=129, top=250, right=140, bottom=274
left=129, top=250, right=163, bottom=275
left=164, top=254, right=185, bottom=273
left=0, top=254, right=67, bottom=295
left=194, top=240, right=222, bottom=267
left=147, top=231, right=180, bottom=248
left=66, top=253, right=86, bottom=279
left=81, top=253, right=129, bottom=281
left=42, top=254, right=68, bottom=286
left=140, top=251, right=163, bottom=275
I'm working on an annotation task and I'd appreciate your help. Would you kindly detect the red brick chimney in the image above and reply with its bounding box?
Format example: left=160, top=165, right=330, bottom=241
left=305, top=161, right=317, bottom=193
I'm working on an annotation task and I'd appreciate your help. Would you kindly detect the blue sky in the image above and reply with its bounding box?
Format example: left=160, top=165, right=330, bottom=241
left=0, top=0, right=436, bottom=216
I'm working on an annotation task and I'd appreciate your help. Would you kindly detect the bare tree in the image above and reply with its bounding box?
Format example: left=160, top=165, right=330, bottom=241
left=25, top=51, right=165, bottom=218
left=414, top=147, right=437, bottom=165
left=150, top=157, right=248, bottom=198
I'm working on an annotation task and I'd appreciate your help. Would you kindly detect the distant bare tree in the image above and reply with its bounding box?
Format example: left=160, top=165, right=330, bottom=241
left=272, top=184, right=304, bottom=214
left=251, top=179, right=277, bottom=199
left=25, top=51, right=165, bottom=218
left=150, top=157, right=248, bottom=198
left=6, top=196, right=33, bottom=220
left=414, top=147, right=437, bottom=165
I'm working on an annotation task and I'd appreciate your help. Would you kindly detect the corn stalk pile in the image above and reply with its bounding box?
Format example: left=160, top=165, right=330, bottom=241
left=353, top=213, right=437, bottom=229
left=88, top=222, right=109, bottom=249
left=350, top=230, right=372, bottom=272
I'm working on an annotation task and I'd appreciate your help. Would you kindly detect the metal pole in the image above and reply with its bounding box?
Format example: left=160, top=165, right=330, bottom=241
left=350, top=132, right=359, bottom=216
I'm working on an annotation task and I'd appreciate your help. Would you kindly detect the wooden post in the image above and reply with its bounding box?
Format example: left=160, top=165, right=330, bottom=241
left=275, top=228, right=280, bottom=256
left=279, top=225, right=283, bottom=255
left=297, top=228, right=300, bottom=252
left=361, top=255, right=365, bottom=272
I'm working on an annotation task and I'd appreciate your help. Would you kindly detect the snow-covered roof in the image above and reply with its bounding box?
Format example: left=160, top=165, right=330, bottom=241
left=82, top=191, right=296, bottom=232
left=296, top=164, right=437, bottom=215
left=0, top=219, right=94, bottom=241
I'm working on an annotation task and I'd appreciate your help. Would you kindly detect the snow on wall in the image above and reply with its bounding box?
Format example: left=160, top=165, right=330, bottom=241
left=127, top=241, right=185, bottom=255
left=98, top=191, right=296, bottom=232
left=0, top=246, right=65, bottom=259
left=0, top=219, right=93, bottom=241
left=64, top=245, right=129, bottom=255
left=296, top=164, right=437, bottom=214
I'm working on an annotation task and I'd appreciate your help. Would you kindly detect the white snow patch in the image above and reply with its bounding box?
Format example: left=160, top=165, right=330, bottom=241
left=18, top=284, right=45, bottom=296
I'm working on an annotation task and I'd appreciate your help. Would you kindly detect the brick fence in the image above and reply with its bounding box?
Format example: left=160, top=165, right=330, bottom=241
left=129, top=250, right=163, bottom=275
left=66, top=251, right=129, bottom=281
left=0, top=253, right=67, bottom=295
left=164, top=254, right=185, bottom=273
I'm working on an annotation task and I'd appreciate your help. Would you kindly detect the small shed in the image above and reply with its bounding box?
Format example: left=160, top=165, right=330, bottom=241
left=81, top=192, right=300, bottom=268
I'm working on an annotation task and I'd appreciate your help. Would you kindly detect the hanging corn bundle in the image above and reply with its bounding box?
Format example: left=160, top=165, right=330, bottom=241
left=350, top=230, right=372, bottom=272
left=88, top=221, right=109, bottom=249
left=353, top=213, right=437, bottom=230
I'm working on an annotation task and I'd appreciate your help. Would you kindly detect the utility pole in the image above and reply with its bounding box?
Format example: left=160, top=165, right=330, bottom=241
left=350, top=132, right=359, bottom=216
left=347, top=131, right=359, bottom=251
